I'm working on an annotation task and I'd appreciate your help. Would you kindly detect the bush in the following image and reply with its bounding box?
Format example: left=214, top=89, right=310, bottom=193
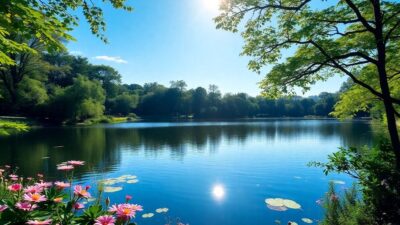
left=320, top=183, right=373, bottom=225
left=310, top=141, right=400, bottom=225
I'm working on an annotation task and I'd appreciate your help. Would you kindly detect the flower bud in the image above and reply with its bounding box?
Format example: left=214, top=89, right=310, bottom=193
left=105, top=197, right=110, bottom=207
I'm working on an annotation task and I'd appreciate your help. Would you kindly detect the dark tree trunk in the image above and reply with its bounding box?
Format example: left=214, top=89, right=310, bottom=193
left=373, top=0, right=400, bottom=168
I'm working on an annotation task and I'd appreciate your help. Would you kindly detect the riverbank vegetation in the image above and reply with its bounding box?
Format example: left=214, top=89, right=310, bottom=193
left=0, top=50, right=343, bottom=123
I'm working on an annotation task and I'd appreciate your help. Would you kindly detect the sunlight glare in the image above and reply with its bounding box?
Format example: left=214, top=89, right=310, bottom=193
left=202, top=0, right=223, bottom=13
left=212, top=184, right=225, bottom=200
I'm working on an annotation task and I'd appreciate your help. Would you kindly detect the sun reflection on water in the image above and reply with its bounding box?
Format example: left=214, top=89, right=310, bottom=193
left=212, top=184, right=225, bottom=201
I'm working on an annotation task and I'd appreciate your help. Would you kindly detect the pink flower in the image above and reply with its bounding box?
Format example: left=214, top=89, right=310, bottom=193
left=15, top=202, right=37, bottom=211
left=9, top=174, right=18, bottom=179
left=73, top=185, right=91, bottom=198
left=94, top=215, right=116, bottom=225
left=108, top=204, right=143, bottom=221
left=74, top=203, right=84, bottom=210
left=125, top=195, right=132, bottom=202
left=37, top=173, right=44, bottom=178
left=36, top=182, right=52, bottom=189
left=8, top=183, right=22, bottom=192
left=57, top=165, right=74, bottom=171
left=54, top=181, right=70, bottom=189
left=0, top=204, right=8, bottom=212
left=26, top=219, right=52, bottom=225
left=23, top=193, right=47, bottom=203
left=24, top=185, right=43, bottom=194
left=67, top=160, right=85, bottom=166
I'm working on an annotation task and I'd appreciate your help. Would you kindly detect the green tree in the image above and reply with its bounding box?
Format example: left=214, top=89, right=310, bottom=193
left=0, top=0, right=132, bottom=66
left=216, top=0, right=400, bottom=167
left=48, top=76, right=105, bottom=122
left=108, top=93, right=139, bottom=116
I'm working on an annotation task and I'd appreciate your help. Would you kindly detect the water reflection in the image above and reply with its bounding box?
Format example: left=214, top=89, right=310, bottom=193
left=212, top=184, right=226, bottom=201
left=0, top=120, right=374, bottom=177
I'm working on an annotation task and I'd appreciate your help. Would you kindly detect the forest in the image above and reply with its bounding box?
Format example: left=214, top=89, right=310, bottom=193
left=0, top=52, right=343, bottom=123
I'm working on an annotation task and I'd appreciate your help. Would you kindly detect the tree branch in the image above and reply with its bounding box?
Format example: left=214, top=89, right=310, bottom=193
left=343, top=0, right=376, bottom=33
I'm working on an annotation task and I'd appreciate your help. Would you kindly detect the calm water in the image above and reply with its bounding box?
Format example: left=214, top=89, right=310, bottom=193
left=0, top=119, right=374, bottom=225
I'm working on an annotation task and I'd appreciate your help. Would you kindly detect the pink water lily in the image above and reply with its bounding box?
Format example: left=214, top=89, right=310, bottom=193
left=94, top=215, right=116, bottom=225
left=23, top=193, right=47, bottom=203
left=8, top=183, right=22, bottom=192
left=26, top=219, right=52, bottom=225
left=15, top=202, right=37, bottom=211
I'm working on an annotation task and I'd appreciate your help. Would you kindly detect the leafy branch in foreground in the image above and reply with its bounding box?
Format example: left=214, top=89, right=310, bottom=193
left=0, top=0, right=132, bottom=66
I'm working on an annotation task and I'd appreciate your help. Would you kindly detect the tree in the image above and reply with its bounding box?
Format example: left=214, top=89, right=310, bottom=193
left=48, top=76, right=105, bottom=122
left=0, top=38, right=47, bottom=105
left=108, top=93, right=139, bottom=116
left=216, top=0, right=400, bottom=167
left=88, top=65, right=122, bottom=98
left=170, top=80, right=187, bottom=92
left=192, top=87, right=208, bottom=116
left=0, top=0, right=132, bottom=66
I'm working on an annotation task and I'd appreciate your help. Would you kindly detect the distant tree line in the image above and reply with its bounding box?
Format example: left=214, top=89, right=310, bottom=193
left=0, top=52, right=345, bottom=123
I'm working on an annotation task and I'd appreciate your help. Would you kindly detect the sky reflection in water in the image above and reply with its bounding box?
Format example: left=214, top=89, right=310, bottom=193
left=0, top=120, right=375, bottom=225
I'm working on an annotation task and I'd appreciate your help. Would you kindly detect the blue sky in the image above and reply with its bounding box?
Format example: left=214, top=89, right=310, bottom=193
left=67, top=0, right=345, bottom=96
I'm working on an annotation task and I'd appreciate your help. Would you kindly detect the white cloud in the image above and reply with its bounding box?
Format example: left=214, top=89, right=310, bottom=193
left=94, top=55, right=128, bottom=64
left=69, top=50, right=83, bottom=56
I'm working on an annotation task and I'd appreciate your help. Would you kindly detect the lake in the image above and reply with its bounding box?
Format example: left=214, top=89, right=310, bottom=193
left=0, top=119, right=374, bottom=225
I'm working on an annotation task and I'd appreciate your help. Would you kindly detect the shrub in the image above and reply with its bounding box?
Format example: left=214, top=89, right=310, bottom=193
left=310, top=140, right=400, bottom=225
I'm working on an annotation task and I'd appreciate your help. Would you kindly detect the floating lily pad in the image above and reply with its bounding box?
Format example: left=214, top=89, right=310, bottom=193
left=283, top=199, right=301, bottom=209
left=142, top=213, right=154, bottom=218
left=302, top=218, right=313, bottom=223
left=155, top=208, right=169, bottom=213
left=127, top=179, right=139, bottom=184
left=267, top=204, right=288, bottom=211
left=331, top=180, right=345, bottom=185
left=274, top=220, right=281, bottom=224
left=88, top=198, right=96, bottom=202
left=104, top=186, right=123, bottom=193
left=265, top=198, right=285, bottom=207
left=288, top=222, right=298, bottom=225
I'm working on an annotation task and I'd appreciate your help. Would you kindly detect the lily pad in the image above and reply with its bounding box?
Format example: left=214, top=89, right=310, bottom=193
left=155, top=208, right=169, bottom=213
left=288, top=222, right=298, bottom=225
left=274, top=220, right=281, bottom=224
left=267, top=204, right=288, bottom=211
left=331, top=180, right=345, bottom=185
left=142, top=213, right=154, bottom=218
left=104, top=186, right=123, bottom=193
left=283, top=199, right=301, bottom=209
left=88, top=198, right=96, bottom=202
left=265, top=198, right=285, bottom=207
left=127, top=179, right=139, bottom=184
left=302, top=218, right=313, bottom=223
